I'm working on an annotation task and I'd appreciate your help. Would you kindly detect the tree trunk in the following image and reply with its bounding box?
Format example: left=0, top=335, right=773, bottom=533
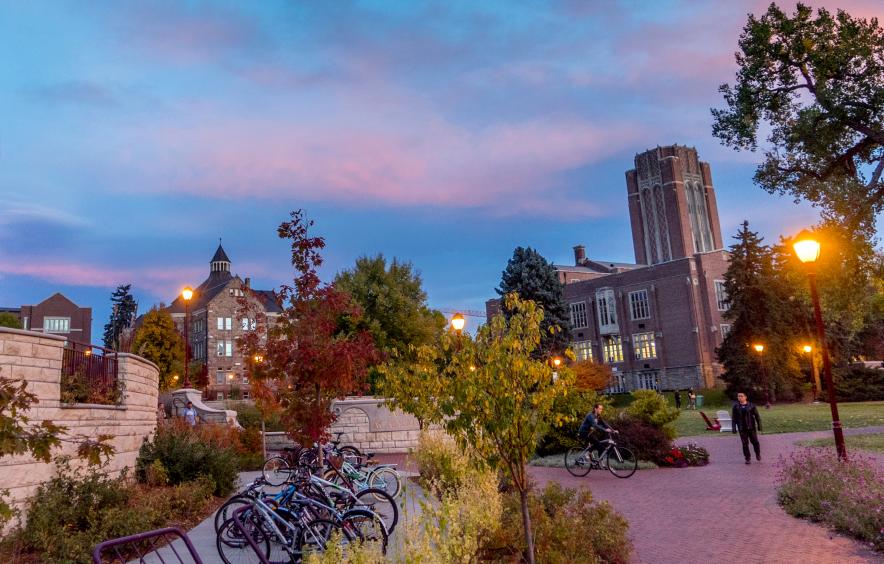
left=519, top=487, right=536, bottom=564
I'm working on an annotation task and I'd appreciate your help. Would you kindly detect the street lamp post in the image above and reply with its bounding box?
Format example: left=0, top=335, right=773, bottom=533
left=793, top=231, right=847, bottom=459
left=801, top=345, right=819, bottom=401
left=752, top=343, right=770, bottom=408
left=181, top=287, right=193, bottom=388
left=552, top=357, right=562, bottom=383
left=450, top=313, right=465, bottom=334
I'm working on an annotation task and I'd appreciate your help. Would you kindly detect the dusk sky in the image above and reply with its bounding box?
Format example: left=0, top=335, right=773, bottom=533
left=1, top=0, right=882, bottom=338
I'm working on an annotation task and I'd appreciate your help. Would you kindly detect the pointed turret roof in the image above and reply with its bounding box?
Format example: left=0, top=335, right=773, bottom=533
left=211, top=243, right=231, bottom=264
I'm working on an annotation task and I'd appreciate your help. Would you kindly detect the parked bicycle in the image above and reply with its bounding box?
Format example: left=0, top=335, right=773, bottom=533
left=564, top=430, right=638, bottom=478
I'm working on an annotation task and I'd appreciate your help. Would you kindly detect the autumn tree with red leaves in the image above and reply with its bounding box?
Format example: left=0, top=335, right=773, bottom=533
left=238, top=210, right=378, bottom=448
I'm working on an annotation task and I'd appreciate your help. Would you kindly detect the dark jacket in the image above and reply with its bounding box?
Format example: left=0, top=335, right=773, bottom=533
left=731, top=402, right=762, bottom=433
left=578, top=412, right=610, bottom=438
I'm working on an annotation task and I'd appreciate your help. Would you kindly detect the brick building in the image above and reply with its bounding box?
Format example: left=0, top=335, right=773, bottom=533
left=488, top=145, right=732, bottom=392
left=1, top=293, right=92, bottom=345
left=165, top=244, right=281, bottom=399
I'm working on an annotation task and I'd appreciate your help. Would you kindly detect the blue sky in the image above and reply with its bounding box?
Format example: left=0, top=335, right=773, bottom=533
left=1, top=0, right=881, bottom=338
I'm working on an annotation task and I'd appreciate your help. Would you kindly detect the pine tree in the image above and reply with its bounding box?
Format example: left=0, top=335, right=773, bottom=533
left=496, top=247, right=570, bottom=355
left=718, top=222, right=805, bottom=402
left=102, top=284, right=137, bottom=350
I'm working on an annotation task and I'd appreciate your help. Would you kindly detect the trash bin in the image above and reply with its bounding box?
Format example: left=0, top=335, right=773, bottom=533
left=695, top=395, right=704, bottom=408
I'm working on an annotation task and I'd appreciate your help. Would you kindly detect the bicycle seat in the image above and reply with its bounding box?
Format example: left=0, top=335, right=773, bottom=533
left=366, top=452, right=376, bottom=458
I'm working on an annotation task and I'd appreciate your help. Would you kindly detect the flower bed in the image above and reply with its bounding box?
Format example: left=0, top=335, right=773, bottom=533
left=657, top=443, right=710, bottom=468
left=777, top=448, right=884, bottom=552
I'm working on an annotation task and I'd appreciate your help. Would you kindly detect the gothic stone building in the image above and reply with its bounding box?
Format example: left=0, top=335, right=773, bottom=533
left=166, top=245, right=281, bottom=399
left=489, top=145, right=732, bottom=392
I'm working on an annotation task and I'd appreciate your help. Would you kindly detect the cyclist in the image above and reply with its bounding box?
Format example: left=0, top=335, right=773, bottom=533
left=577, top=403, right=617, bottom=459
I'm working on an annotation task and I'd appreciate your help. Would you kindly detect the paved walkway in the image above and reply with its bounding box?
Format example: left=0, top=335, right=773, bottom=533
left=529, top=426, right=884, bottom=564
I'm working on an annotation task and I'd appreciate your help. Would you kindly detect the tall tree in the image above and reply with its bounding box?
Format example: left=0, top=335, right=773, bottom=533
left=381, top=294, right=573, bottom=564
left=239, top=210, right=378, bottom=448
left=335, top=254, right=445, bottom=390
left=0, top=313, right=22, bottom=329
left=718, top=222, right=805, bottom=401
left=497, top=247, right=570, bottom=355
left=132, top=307, right=184, bottom=391
left=712, top=3, right=884, bottom=236
left=102, top=284, right=138, bottom=351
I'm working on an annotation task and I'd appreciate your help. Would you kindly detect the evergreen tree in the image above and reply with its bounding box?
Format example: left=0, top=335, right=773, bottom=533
left=718, top=222, right=805, bottom=402
left=132, top=307, right=184, bottom=390
left=102, top=284, right=137, bottom=350
left=0, top=313, right=22, bottom=329
left=497, top=247, right=570, bottom=355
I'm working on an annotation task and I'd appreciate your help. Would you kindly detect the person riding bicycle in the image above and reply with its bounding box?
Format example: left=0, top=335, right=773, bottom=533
left=577, top=403, right=617, bottom=458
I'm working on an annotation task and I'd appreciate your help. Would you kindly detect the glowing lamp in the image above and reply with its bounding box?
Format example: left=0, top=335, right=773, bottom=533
left=753, top=344, right=764, bottom=353
left=182, top=287, right=194, bottom=301
left=802, top=345, right=812, bottom=354
left=450, top=313, right=466, bottom=332
left=792, top=232, right=821, bottom=264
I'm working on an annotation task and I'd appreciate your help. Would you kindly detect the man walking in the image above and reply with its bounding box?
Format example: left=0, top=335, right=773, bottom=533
left=183, top=401, right=198, bottom=426
left=732, top=392, right=762, bottom=464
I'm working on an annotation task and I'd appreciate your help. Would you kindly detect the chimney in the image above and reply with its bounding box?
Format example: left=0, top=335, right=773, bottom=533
left=244, top=277, right=251, bottom=289
left=573, top=245, right=586, bottom=266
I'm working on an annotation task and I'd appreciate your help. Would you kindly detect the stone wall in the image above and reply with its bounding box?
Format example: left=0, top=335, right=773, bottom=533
left=0, top=327, right=160, bottom=516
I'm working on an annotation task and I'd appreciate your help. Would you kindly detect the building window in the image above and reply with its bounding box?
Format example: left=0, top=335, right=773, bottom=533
left=229, top=288, right=244, bottom=297
left=629, top=290, right=650, bottom=320
left=216, top=340, right=233, bottom=357
left=720, top=324, right=732, bottom=338
left=44, top=317, right=70, bottom=333
left=569, top=302, right=588, bottom=329
left=714, top=280, right=729, bottom=311
left=217, top=317, right=232, bottom=330
left=602, top=335, right=623, bottom=363
left=608, top=373, right=627, bottom=394
left=241, top=318, right=256, bottom=331
left=632, top=332, right=657, bottom=360
left=596, top=289, right=618, bottom=332
left=217, top=392, right=225, bottom=400
left=637, top=371, right=659, bottom=390
left=216, top=369, right=224, bottom=385
left=243, top=391, right=250, bottom=400
left=572, top=340, right=593, bottom=362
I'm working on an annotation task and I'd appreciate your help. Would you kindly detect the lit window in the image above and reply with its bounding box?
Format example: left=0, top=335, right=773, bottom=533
left=632, top=332, right=657, bottom=360
left=720, top=324, right=732, bottom=338
left=602, top=335, right=623, bottom=363
left=629, top=290, right=650, bottom=320
left=572, top=340, right=593, bottom=362
left=714, top=281, right=729, bottom=311
left=44, top=317, right=70, bottom=333
left=569, top=302, right=588, bottom=329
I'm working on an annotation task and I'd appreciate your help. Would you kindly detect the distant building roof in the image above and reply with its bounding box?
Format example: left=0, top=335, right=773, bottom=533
left=211, top=244, right=231, bottom=264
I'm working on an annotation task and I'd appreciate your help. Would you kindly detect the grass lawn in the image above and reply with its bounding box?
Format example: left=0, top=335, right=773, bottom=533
left=796, top=432, right=884, bottom=454
left=674, top=401, right=884, bottom=437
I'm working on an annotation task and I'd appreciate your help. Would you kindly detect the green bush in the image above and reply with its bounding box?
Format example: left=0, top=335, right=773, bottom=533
left=7, top=460, right=215, bottom=564
left=413, top=431, right=483, bottom=497
left=484, top=482, right=632, bottom=563
left=823, top=366, right=884, bottom=402
left=536, top=390, right=607, bottom=456
left=625, top=390, right=680, bottom=438
left=778, top=448, right=883, bottom=552
left=233, top=403, right=286, bottom=431
left=136, top=421, right=239, bottom=496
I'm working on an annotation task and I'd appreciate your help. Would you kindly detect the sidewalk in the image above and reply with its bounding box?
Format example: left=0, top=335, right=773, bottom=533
left=530, top=426, right=884, bottom=564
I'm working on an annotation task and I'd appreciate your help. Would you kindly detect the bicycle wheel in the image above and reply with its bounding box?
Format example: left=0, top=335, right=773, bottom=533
left=262, top=456, right=290, bottom=487
left=606, top=445, right=638, bottom=479
left=564, top=447, right=592, bottom=477
left=342, top=508, right=388, bottom=555
left=214, top=495, right=255, bottom=535
left=351, top=487, right=398, bottom=534
left=322, top=468, right=348, bottom=488
left=216, top=513, right=270, bottom=564
left=298, top=518, right=346, bottom=557
left=368, top=467, right=402, bottom=499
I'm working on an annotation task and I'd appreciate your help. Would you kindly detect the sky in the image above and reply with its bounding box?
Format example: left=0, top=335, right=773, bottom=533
left=1, top=0, right=882, bottom=339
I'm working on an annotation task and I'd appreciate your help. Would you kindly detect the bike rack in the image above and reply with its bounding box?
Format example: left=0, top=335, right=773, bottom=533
left=229, top=505, right=272, bottom=564
left=92, top=527, right=202, bottom=564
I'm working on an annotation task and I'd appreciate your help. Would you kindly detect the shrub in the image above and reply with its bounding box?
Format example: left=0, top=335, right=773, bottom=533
left=626, top=390, right=680, bottom=436
left=144, top=459, right=169, bottom=486
left=822, top=366, right=884, bottom=402
left=483, top=481, right=632, bottom=563
left=413, top=431, right=481, bottom=497
left=6, top=460, right=215, bottom=564
left=656, top=444, right=710, bottom=468
left=136, top=421, right=239, bottom=496
left=778, top=448, right=884, bottom=552
left=233, top=403, right=286, bottom=431
left=536, top=390, right=607, bottom=456
left=611, top=414, right=672, bottom=462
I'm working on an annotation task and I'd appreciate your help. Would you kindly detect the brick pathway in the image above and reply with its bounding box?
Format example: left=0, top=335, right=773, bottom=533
left=530, top=427, right=884, bottom=564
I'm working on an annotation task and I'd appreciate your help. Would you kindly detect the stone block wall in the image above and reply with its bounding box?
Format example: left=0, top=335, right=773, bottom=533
left=0, top=328, right=160, bottom=516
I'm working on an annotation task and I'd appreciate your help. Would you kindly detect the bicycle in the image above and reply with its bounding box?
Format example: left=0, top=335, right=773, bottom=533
left=321, top=454, right=403, bottom=499
left=564, top=431, right=638, bottom=478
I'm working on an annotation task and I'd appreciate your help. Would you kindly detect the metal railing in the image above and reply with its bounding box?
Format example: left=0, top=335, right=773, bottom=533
left=61, top=341, right=121, bottom=405
left=92, top=526, right=203, bottom=563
